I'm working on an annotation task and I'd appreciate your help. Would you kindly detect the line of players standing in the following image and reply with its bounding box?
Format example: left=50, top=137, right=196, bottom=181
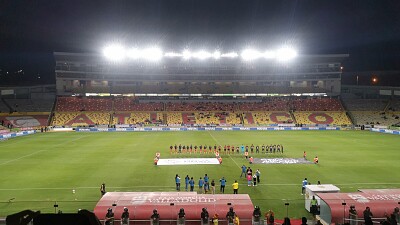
left=170, top=144, right=284, bottom=154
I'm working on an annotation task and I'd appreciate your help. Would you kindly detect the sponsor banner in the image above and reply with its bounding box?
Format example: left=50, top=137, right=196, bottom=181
left=254, top=157, right=313, bottom=164
left=75, top=127, right=340, bottom=132
left=157, top=158, right=220, bottom=165
left=371, top=128, right=400, bottom=135
left=0, top=130, right=35, bottom=140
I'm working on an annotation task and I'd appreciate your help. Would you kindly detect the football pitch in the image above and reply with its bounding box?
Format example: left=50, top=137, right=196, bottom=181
left=0, top=130, right=399, bottom=218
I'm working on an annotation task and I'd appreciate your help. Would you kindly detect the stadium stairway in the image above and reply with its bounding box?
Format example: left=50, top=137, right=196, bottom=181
left=244, top=112, right=254, bottom=124
left=340, top=98, right=355, bottom=125
left=289, top=110, right=297, bottom=124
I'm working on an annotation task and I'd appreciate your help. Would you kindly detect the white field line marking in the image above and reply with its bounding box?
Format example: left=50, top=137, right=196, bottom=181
left=0, top=134, right=91, bottom=166
left=1, top=182, right=400, bottom=191
left=207, top=131, right=241, bottom=169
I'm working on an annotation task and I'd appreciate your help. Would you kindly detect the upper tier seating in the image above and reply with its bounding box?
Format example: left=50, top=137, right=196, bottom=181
left=342, top=99, right=388, bottom=111
left=114, top=98, right=163, bottom=111
left=291, top=98, right=343, bottom=111
left=56, top=97, right=112, bottom=111
left=5, top=99, right=54, bottom=112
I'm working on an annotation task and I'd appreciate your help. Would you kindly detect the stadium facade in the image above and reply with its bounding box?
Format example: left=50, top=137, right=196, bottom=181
left=54, top=52, right=348, bottom=96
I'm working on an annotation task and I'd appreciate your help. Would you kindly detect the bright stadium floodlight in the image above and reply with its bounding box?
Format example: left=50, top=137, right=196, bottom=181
left=164, top=52, right=182, bottom=57
left=182, top=50, right=191, bottom=60
left=193, top=50, right=211, bottom=60
left=241, top=49, right=261, bottom=61
left=103, top=44, right=125, bottom=61
left=263, top=50, right=276, bottom=59
left=221, top=52, right=239, bottom=58
left=212, top=50, right=221, bottom=59
left=142, top=47, right=163, bottom=61
left=276, top=47, right=297, bottom=61
left=126, top=48, right=141, bottom=59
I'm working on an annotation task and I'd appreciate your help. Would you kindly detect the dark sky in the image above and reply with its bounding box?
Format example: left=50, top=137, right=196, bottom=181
left=1, top=0, right=400, bottom=85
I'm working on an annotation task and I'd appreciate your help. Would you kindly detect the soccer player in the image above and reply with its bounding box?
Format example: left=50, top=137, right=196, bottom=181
left=214, top=144, right=217, bottom=153
left=303, top=151, right=307, bottom=159
left=209, top=145, right=213, bottom=154
left=170, top=145, right=173, bottom=155
left=236, top=146, right=239, bottom=154
left=250, top=144, right=254, bottom=154
left=262, top=144, right=265, bottom=154
left=182, top=145, right=186, bottom=154
left=174, top=144, right=178, bottom=154
left=204, top=145, right=208, bottom=154
left=199, top=145, right=203, bottom=154
left=302, top=178, right=308, bottom=195
left=194, top=145, right=198, bottom=154
left=314, top=156, right=319, bottom=164
left=231, top=145, right=235, bottom=154
left=255, top=145, right=259, bottom=154
left=241, top=145, right=245, bottom=154
left=178, top=144, right=182, bottom=154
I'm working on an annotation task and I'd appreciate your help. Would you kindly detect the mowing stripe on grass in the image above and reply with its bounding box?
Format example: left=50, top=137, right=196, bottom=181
left=207, top=131, right=241, bottom=169
left=1, top=182, right=399, bottom=191
left=0, top=134, right=91, bottom=166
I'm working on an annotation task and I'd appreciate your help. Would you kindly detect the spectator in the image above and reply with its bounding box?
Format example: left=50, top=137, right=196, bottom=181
left=349, top=205, right=357, bottom=225
left=265, top=210, right=274, bottom=225
left=363, top=207, right=373, bottom=225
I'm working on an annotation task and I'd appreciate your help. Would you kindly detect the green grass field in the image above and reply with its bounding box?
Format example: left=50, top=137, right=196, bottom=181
left=1, top=130, right=399, bottom=219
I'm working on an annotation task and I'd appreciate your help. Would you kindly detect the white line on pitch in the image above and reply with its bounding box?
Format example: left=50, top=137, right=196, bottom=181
left=1, top=182, right=399, bottom=191
left=0, top=135, right=91, bottom=166
left=207, top=131, right=241, bottom=169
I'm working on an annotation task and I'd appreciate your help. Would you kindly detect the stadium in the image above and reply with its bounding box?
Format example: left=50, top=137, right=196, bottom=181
left=1, top=45, right=400, bottom=225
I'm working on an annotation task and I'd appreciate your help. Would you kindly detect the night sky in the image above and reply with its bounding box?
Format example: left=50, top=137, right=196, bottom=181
left=0, top=0, right=399, bottom=85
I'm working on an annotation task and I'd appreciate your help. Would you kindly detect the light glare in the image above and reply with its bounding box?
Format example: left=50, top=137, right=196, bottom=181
left=276, top=47, right=297, bottom=61
left=142, top=47, right=163, bottom=61
left=241, top=49, right=261, bottom=61
left=103, top=44, right=125, bottom=61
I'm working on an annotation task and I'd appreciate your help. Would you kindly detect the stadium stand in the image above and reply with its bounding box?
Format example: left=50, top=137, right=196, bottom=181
left=0, top=114, right=49, bottom=127
left=250, top=112, right=294, bottom=125
left=342, top=99, right=388, bottom=111
left=5, top=99, right=54, bottom=112
left=291, top=98, right=343, bottom=111
left=351, top=111, right=400, bottom=126
left=293, top=111, right=351, bottom=125
left=166, top=112, right=183, bottom=125
left=0, top=99, right=10, bottom=113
